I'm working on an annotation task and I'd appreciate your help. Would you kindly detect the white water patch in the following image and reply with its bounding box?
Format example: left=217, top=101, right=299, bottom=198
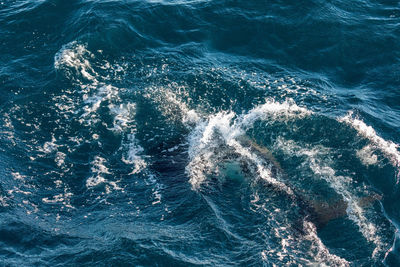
left=302, top=220, right=350, bottom=266
left=228, top=139, right=293, bottom=195
left=0, top=195, right=9, bottom=207
left=143, top=86, right=201, bottom=126
left=55, top=152, right=66, bottom=168
left=122, top=134, right=147, bottom=175
left=53, top=92, right=77, bottom=116
left=54, top=41, right=98, bottom=84
left=42, top=188, right=74, bottom=209
left=11, top=172, right=26, bottom=181
left=0, top=112, right=16, bottom=145
left=357, top=145, right=378, bottom=166
left=86, top=156, right=110, bottom=187
left=186, top=111, right=236, bottom=189
left=38, top=135, right=59, bottom=154
left=54, top=42, right=126, bottom=127
left=274, top=137, right=385, bottom=257
left=238, top=98, right=312, bottom=129
left=311, top=165, right=383, bottom=257
left=260, top=221, right=348, bottom=266
left=42, top=191, right=73, bottom=208
left=339, top=113, right=400, bottom=182
left=86, top=156, right=123, bottom=192
left=147, top=174, right=164, bottom=206
left=80, top=84, right=121, bottom=126
left=186, top=98, right=309, bottom=193
left=35, top=135, right=70, bottom=170
left=109, top=102, right=136, bottom=133
left=107, top=103, right=148, bottom=175
left=54, top=42, right=153, bottom=197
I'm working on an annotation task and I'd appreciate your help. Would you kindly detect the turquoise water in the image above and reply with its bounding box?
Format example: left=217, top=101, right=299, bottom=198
left=1, top=0, right=400, bottom=265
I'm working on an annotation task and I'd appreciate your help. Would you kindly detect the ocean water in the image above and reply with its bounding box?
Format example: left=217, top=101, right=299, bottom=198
left=1, top=0, right=400, bottom=266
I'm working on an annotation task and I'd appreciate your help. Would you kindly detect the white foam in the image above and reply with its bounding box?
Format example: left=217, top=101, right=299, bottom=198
left=55, top=152, right=66, bottom=168
left=0, top=112, right=15, bottom=144
left=0, top=195, right=9, bottom=207
left=37, top=135, right=71, bottom=170
left=109, top=102, right=136, bottom=133
left=142, top=91, right=307, bottom=193
left=86, top=156, right=122, bottom=192
left=186, top=99, right=308, bottom=193
left=7, top=187, right=32, bottom=196
left=228, top=139, right=293, bottom=194
left=86, top=175, right=106, bottom=188
left=151, top=183, right=162, bottom=205
left=238, top=98, right=312, bottom=129
left=39, top=135, right=59, bottom=154
left=186, top=111, right=236, bottom=189
left=311, top=164, right=383, bottom=255
left=54, top=42, right=150, bottom=192
left=339, top=113, right=400, bottom=182
left=80, top=84, right=120, bottom=125
left=52, top=42, right=151, bottom=196
left=122, top=134, right=147, bottom=175
left=54, top=42, right=126, bottom=129
left=357, top=145, right=378, bottom=166
left=302, top=220, right=350, bottom=266
left=54, top=41, right=98, bottom=84
left=255, top=198, right=347, bottom=265
left=86, top=156, right=110, bottom=188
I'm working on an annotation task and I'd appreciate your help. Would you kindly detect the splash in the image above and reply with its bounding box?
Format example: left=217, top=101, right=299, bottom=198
left=54, top=41, right=98, bottom=84
left=238, top=98, right=312, bottom=128
left=80, top=84, right=121, bottom=126
left=185, top=98, right=310, bottom=193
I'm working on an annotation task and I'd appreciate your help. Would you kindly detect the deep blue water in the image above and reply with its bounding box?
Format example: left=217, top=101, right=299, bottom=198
left=1, top=0, right=400, bottom=266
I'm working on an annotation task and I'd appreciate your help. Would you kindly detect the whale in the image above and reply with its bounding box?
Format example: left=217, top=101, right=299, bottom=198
left=217, top=135, right=382, bottom=230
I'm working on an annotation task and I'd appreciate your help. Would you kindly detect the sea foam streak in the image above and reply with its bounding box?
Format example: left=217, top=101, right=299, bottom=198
left=339, top=112, right=400, bottom=183
left=238, top=98, right=311, bottom=128
left=301, top=220, right=350, bottom=266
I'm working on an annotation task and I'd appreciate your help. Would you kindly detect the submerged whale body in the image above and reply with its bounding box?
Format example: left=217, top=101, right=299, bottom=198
left=217, top=135, right=381, bottom=230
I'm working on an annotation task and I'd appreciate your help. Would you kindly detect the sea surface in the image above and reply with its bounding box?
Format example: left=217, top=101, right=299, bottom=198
left=1, top=0, right=400, bottom=266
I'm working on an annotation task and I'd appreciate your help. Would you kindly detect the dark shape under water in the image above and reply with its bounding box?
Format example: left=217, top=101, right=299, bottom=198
left=224, top=135, right=382, bottom=231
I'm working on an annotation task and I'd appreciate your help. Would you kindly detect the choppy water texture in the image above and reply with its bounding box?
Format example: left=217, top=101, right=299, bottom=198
left=1, top=0, right=400, bottom=266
